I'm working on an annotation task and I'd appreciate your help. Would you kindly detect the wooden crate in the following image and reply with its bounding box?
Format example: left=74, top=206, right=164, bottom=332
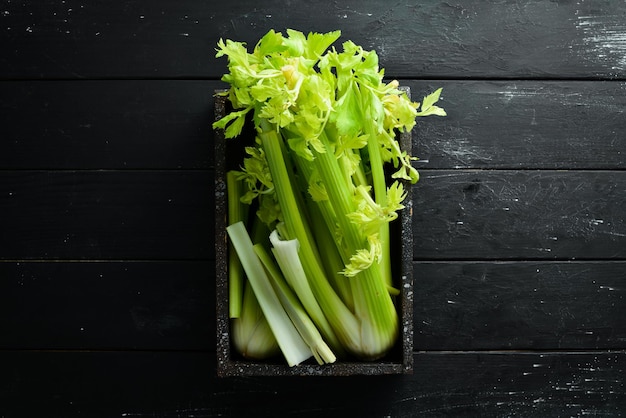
left=214, top=89, right=414, bottom=376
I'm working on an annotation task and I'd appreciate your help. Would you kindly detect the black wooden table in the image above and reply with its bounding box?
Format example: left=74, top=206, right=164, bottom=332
left=1, top=1, right=624, bottom=416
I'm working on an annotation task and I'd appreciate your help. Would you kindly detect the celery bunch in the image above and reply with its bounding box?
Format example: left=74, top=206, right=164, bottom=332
left=215, top=29, right=445, bottom=365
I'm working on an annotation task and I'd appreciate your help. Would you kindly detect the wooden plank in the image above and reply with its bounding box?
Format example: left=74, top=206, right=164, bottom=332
left=413, top=170, right=626, bottom=260
left=409, top=80, right=626, bottom=170
left=0, top=350, right=623, bottom=417
left=0, top=80, right=219, bottom=169
left=0, top=261, right=213, bottom=350
left=2, top=169, right=624, bottom=261
left=1, top=0, right=625, bottom=80
left=0, top=260, right=622, bottom=351
left=2, top=80, right=623, bottom=170
left=415, top=261, right=626, bottom=351
left=0, top=79, right=620, bottom=169
left=0, top=171, right=212, bottom=260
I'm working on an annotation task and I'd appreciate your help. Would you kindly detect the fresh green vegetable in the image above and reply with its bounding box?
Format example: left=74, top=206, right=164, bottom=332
left=227, top=170, right=247, bottom=319
left=227, top=221, right=312, bottom=366
left=215, top=29, right=445, bottom=364
left=231, top=278, right=280, bottom=360
left=227, top=171, right=280, bottom=360
left=268, top=228, right=345, bottom=358
left=254, top=241, right=336, bottom=365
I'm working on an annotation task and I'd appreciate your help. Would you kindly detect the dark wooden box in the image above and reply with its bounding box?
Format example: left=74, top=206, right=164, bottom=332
left=214, top=88, right=414, bottom=376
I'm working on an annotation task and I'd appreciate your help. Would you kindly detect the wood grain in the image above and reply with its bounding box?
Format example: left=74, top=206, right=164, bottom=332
left=1, top=260, right=622, bottom=352
left=0, top=261, right=213, bottom=350
left=0, top=350, right=623, bottom=417
left=2, top=169, right=623, bottom=261
left=2, top=80, right=624, bottom=170
left=0, top=80, right=218, bottom=169
left=0, top=171, right=212, bottom=260
left=0, top=0, right=624, bottom=414
left=409, top=80, right=626, bottom=170
left=414, top=170, right=626, bottom=260
left=0, top=80, right=626, bottom=169
left=415, top=261, right=626, bottom=351
left=1, top=0, right=625, bottom=80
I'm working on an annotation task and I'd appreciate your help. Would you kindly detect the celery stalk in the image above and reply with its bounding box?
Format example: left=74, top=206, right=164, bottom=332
left=254, top=243, right=336, bottom=365
left=364, top=121, right=393, bottom=290
left=268, top=230, right=340, bottom=353
left=312, top=130, right=399, bottom=359
left=304, top=201, right=354, bottom=311
left=227, top=221, right=312, bottom=367
left=257, top=123, right=360, bottom=355
left=232, top=280, right=279, bottom=359
left=228, top=172, right=279, bottom=359
left=226, top=170, right=248, bottom=318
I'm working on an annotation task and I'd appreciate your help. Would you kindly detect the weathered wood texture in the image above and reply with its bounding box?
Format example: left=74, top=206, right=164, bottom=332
left=0, top=171, right=213, bottom=260
left=0, top=80, right=216, bottom=169
left=1, top=0, right=624, bottom=415
left=416, top=261, right=626, bottom=351
left=414, top=170, right=626, bottom=260
left=1, top=80, right=624, bottom=170
left=411, top=80, right=626, bottom=170
left=2, top=169, right=624, bottom=261
left=1, top=261, right=623, bottom=352
left=0, top=351, right=623, bottom=417
left=0, top=261, right=214, bottom=350
left=1, top=0, right=625, bottom=79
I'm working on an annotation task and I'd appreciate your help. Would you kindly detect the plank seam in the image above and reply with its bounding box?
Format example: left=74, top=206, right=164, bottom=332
left=0, top=348, right=622, bottom=355
left=0, top=76, right=625, bottom=82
